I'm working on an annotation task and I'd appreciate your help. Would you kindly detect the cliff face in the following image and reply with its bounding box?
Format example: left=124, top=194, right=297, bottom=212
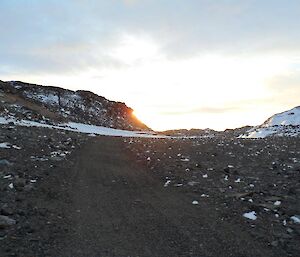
left=0, top=80, right=150, bottom=131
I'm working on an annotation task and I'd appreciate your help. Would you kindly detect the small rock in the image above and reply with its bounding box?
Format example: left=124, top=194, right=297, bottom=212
left=24, top=184, right=34, bottom=192
left=224, top=167, right=230, bottom=173
left=0, top=205, right=14, bottom=216
left=291, top=215, right=300, bottom=224
left=0, top=215, right=16, bottom=228
left=0, top=159, right=12, bottom=166
left=50, top=156, right=64, bottom=162
left=14, top=178, right=26, bottom=190
left=15, top=195, right=25, bottom=202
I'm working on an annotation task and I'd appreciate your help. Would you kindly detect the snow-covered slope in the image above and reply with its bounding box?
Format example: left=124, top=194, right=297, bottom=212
left=240, top=106, right=300, bottom=138
left=0, top=80, right=149, bottom=131
left=0, top=116, right=166, bottom=138
left=263, top=106, right=300, bottom=126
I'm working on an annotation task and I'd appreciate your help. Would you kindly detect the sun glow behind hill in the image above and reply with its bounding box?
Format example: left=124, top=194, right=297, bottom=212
left=3, top=34, right=299, bottom=131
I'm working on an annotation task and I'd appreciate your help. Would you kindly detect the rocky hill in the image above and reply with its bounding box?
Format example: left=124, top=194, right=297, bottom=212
left=240, top=106, right=300, bottom=138
left=0, top=80, right=149, bottom=131
left=162, top=126, right=252, bottom=138
left=162, top=128, right=220, bottom=137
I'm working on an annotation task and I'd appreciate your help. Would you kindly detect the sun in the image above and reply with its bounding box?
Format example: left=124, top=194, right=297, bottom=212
left=131, top=110, right=138, bottom=118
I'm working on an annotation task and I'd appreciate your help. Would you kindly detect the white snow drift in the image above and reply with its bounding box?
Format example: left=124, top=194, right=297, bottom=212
left=0, top=116, right=168, bottom=139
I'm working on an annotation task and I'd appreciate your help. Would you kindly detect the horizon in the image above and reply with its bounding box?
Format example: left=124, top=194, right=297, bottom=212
left=2, top=78, right=295, bottom=132
left=1, top=0, right=300, bottom=131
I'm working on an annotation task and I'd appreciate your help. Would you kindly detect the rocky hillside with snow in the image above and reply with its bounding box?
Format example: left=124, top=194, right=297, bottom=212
left=0, top=80, right=149, bottom=131
left=240, top=106, right=300, bottom=138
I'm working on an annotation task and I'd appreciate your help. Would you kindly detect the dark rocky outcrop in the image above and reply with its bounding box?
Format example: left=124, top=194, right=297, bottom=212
left=0, top=80, right=149, bottom=131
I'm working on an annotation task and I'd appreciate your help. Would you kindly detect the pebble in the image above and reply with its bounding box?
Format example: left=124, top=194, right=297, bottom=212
left=0, top=215, right=16, bottom=228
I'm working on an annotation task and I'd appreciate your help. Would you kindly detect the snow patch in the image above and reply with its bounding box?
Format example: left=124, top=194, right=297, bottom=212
left=0, top=142, right=11, bottom=149
left=0, top=116, right=168, bottom=139
left=243, top=211, right=257, bottom=220
left=274, top=201, right=281, bottom=206
left=164, top=180, right=171, bottom=187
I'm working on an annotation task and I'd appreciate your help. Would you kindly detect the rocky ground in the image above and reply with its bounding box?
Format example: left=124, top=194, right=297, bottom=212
left=0, top=124, right=299, bottom=257
left=125, top=136, right=300, bottom=256
left=0, top=124, right=87, bottom=256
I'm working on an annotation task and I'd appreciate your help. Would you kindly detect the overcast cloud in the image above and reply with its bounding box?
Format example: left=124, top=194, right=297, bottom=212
left=0, top=0, right=299, bottom=130
left=1, top=0, right=300, bottom=74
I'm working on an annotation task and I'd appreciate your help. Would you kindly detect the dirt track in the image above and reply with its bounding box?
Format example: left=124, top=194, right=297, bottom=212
left=50, top=137, right=282, bottom=257
left=1, top=126, right=298, bottom=257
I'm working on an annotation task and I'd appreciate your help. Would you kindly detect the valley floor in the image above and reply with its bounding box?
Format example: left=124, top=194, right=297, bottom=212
left=0, top=125, right=299, bottom=257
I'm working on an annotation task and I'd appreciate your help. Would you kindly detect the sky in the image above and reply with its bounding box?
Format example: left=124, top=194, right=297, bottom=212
left=1, top=0, right=300, bottom=131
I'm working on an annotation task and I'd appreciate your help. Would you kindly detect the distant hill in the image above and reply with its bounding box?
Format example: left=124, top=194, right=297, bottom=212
left=0, top=80, right=149, bottom=131
left=240, top=106, right=300, bottom=138
left=161, top=126, right=252, bottom=138
left=161, top=128, right=219, bottom=137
